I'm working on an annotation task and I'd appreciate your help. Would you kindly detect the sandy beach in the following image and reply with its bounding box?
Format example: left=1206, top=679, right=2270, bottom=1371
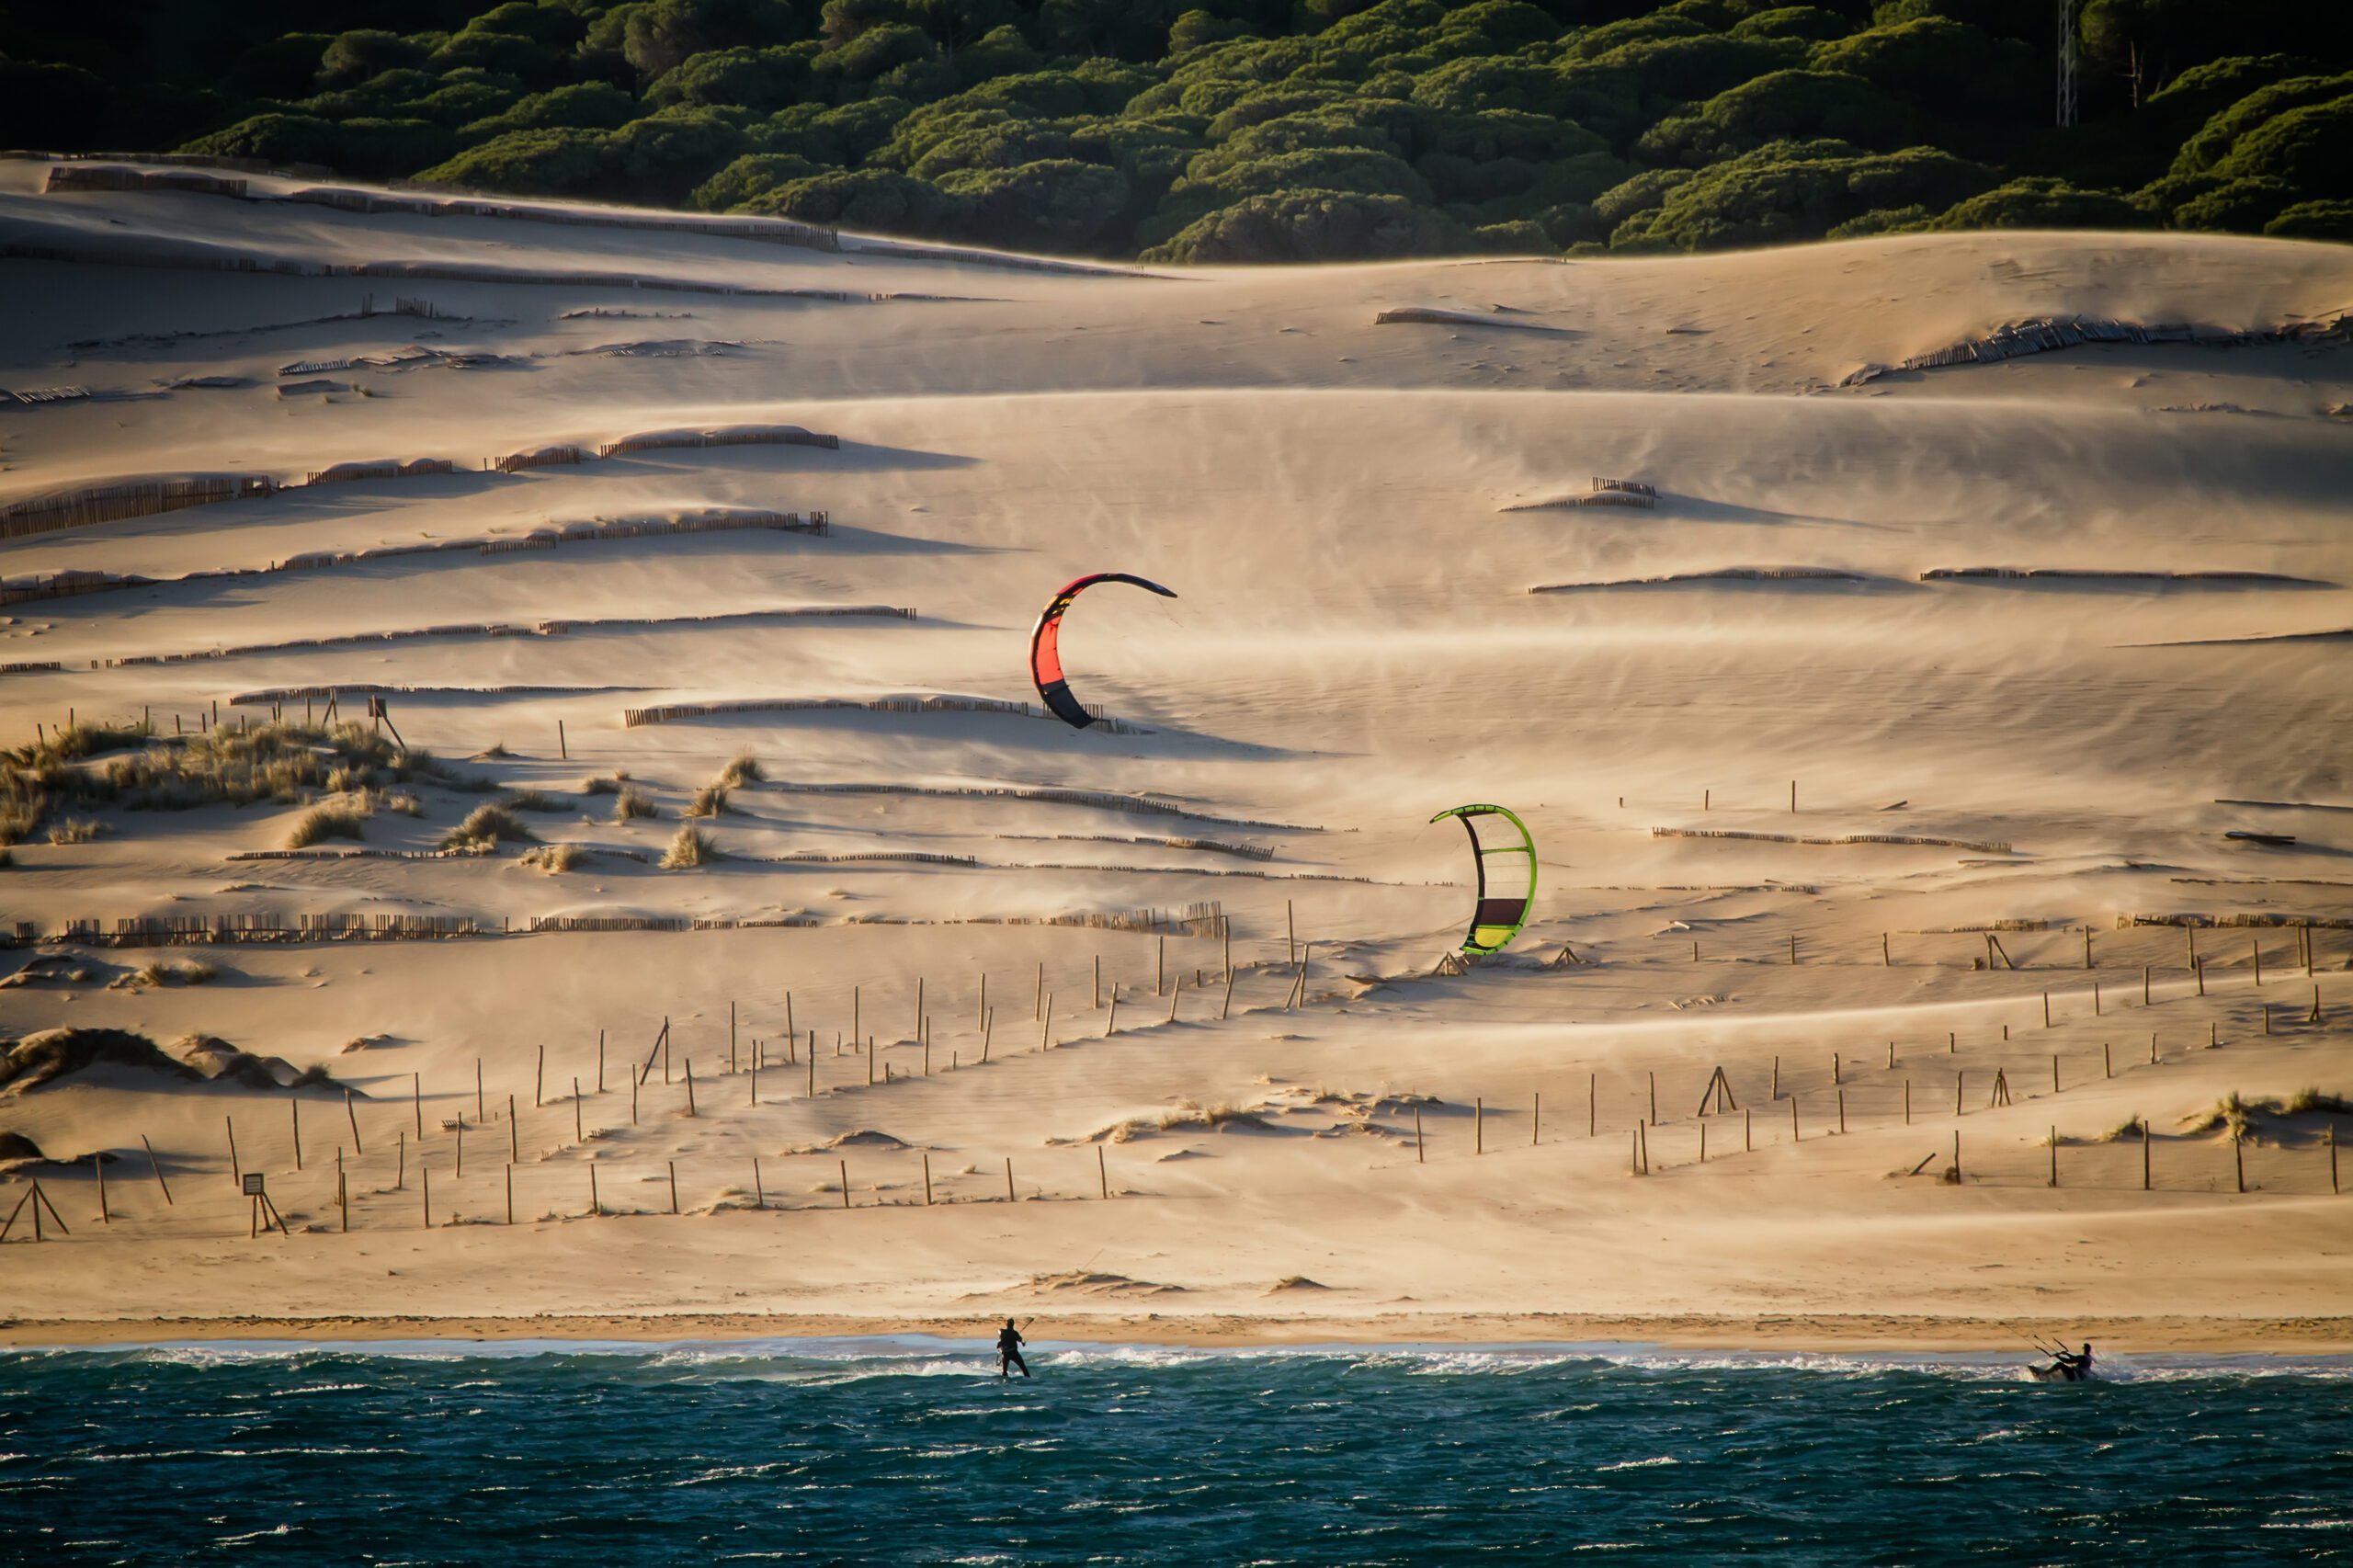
left=2, top=157, right=2349, bottom=1354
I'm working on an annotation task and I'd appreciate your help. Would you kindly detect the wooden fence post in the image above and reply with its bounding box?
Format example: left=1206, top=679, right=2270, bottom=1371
left=1005, top=1157, right=1017, bottom=1203
left=669, top=1160, right=679, bottom=1214
left=1744, top=1107, right=1752, bottom=1152
left=505, top=1162, right=512, bottom=1225
left=142, top=1135, right=172, bottom=1204
left=591, top=1164, right=600, bottom=1217
left=346, top=1089, right=363, bottom=1154
left=754, top=1157, right=765, bottom=1210
left=2143, top=1116, right=2151, bottom=1190
left=94, top=1151, right=108, bottom=1224
left=1588, top=1073, right=1597, bottom=1137
left=1532, top=1092, right=1540, bottom=1146
left=509, top=1095, right=518, bottom=1161
left=1475, top=1097, right=1483, bottom=1155
left=1098, top=1145, right=1108, bottom=1199
left=2049, top=1127, right=2057, bottom=1187
left=685, top=1059, right=698, bottom=1117
left=574, top=1078, right=584, bottom=1142
left=414, top=1072, right=423, bottom=1136
left=1416, top=1106, right=1426, bottom=1164
left=290, top=1096, right=302, bottom=1170
left=923, top=1153, right=933, bottom=1206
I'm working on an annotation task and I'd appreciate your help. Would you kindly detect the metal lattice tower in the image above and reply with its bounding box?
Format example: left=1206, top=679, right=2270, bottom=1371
left=2056, top=0, right=2079, bottom=128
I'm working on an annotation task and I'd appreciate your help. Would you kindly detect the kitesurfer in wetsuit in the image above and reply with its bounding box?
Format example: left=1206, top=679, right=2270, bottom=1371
left=996, top=1319, right=1030, bottom=1380
left=2051, top=1343, right=2094, bottom=1381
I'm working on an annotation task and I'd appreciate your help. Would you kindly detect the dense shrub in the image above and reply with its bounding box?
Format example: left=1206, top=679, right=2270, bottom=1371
left=0, top=0, right=2329, bottom=262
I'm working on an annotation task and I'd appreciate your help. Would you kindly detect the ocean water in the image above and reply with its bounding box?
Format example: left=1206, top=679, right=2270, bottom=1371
left=3, top=1342, right=2349, bottom=1566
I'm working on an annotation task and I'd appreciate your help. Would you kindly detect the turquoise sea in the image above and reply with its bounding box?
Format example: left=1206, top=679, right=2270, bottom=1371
left=4, top=1340, right=2349, bottom=1565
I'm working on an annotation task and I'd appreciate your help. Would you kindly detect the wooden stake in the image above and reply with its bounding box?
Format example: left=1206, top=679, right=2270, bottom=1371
left=1166, top=975, right=1181, bottom=1025
left=2043, top=991, right=2052, bottom=1028
left=1630, top=1128, right=1640, bottom=1175
left=1416, top=1106, right=1426, bottom=1164
left=505, top=1161, right=512, bottom=1224
left=2052, top=1053, right=2060, bottom=1095
left=1838, top=1088, right=1846, bottom=1134
left=631, top=1072, right=639, bottom=1126
left=2104, top=1042, right=2112, bottom=1078
left=1699, top=1121, right=1707, bottom=1163
left=1157, top=935, right=1165, bottom=997
left=591, top=1164, right=600, bottom=1217
left=476, top=1059, right=485, bottom=1121
left=754, top=1158, right=765, bottom=1210
left=396, top=1129, right=405, bottom=1189
left=1094, top=954, right=1101, bottom=1009
left=669, top=1160, right=679, bottom=1214
left=1790, top=1097, right=1799, bottom=1142
left=456, top=1116, right=464, bottom=1178
left=732, top=1001, right=739, bottom=1074
left=2234, top=1134, right=2245, bottom=1194
left=2253, top=937, right=2262, bottom=987
left=924, top=1153, right=933, bottom=1206
left=1772, top=1056, right=1780, bottom=1098
left=414, top=1072, right=423, bottom=1136
left=509, top=1095, right=518, bottom=1161
left=1954, top=1072, right=1963, bottom=1116
left=1639, top=1120, right=1649, bottom=1174
left=2049, top=1127, right=2058, bottom=1187
left=422, top=1164, right=431, bottom=1229
left=1904, top=1080, right=1911, bottom=1124
left=1005, top=1157, right=1016, bottom=1203
left=1475, top=1097, right=1483, bottom=1155
left=1882, top=932, right=1891, bottom=967
left=558, top=718, right=566, bottom=760
left=1833, top=1051, right=1840, bottom=1087
left=1222, top=965, right=1234, bottom=1020
left=1648, top=1071, right=1657, bottom=1124
left=574, top=1078, right=584, bottom=1142
left=685, top=1059, right=697, bottom=1117
left=290, top=1096, right=302, bottom=1170
left=1952, top=1131, right=1961, bottom=1181
left=2143, top=1116, right=2151, bottom=1191
left=973, top=976, right=983, bottom=1034
left=1034, top=965, right=1042, bottom=1021
left=2144, top=965, right=2151, bottom=1006
left=1744, top=1108, right=1752, bottom=1151
left=2085, top=928, right=2093, bottom=970
left=1040, top=994, right=1054, bottom=1051
left=1532, top=1092, right=1540, bottom=1147
left=598, top=1029, right=606, bottom=1093
left=839, top=1159, right=849, bottom=1210
left=142, top=1135, right=172, bottom=1204
left=94, top=1151, right=108, bottom=1224
left=1588, top=1073, right=1597, bottom=1137
left=1287, top=900, right=1296, bottom=966
left=226, top=1115, right=241, bottom=1187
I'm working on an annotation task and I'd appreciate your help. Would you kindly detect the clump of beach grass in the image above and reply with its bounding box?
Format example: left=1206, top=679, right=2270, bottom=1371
left=2282, top=1086, right=2350, bottom=1116
left=520, top=843, right=585, bottom=873
left=583, top=769, right=628, bottom=796
left=686, top=782, right=733, bottom=818
left=661, top=824, right=715, bottom=869
left=288, top=802, right=369, bottom=847
left=716, top=753, right=763, bottom=788
left=440, top=802, right=534, bottom=854
left=472, top=742, right=514, bottom=760
left=2181, top=1090, right=2256, bottom=1141
left=135, top=959, right=217, bottom=986
left=613, top=785, right=657, bottom=822
left=504, top=789, right=568, bottom=813
left=46, top=816, right=104, bottom=845
left=2097, top=1116, right=2145, bottom=1142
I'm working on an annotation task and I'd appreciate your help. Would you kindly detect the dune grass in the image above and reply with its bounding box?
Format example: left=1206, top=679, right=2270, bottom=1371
left=613, top=785, right=657, bottom=822
left=440, top=802, right=535, bottom=854
left=661, top=824, right=714, bottom=869
left=135, top=959, right=218, bottom=986
left=288, top=802, right=369, bottom=847
left=0, top=718, right=469, bottom=844
left=2282, top=1086, right=2350, bottom=1116
left=520, top=842, right=585, bottom=873
left=504, top=789, right=569, bottom=812
left=716, top=753, right=763, bottom=788
left=583, top=770, right=627, bottom=796
left=686, top=782, right=733, bottom=818
left=46, top=816, right=104, bottom=845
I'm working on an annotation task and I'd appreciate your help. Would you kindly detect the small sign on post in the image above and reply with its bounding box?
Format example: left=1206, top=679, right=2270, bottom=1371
left=244, top=1171, right=287, bottom=1238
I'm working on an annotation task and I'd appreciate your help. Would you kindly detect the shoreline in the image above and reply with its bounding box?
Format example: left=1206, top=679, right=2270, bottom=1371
left=5, top=1312, right=2350, bottom=1355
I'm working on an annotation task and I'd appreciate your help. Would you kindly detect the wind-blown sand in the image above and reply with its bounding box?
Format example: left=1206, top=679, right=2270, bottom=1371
left=1, top=157, right=2349, bottom=1352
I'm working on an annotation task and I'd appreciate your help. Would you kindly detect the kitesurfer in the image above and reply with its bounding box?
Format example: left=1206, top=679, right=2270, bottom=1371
left=996, top=1318, right=1031, bottom=1380
left=2049, top=1342, right=2094, bottom=1381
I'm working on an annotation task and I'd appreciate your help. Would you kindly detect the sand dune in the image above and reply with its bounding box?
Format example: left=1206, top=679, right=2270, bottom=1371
left=0, top=165, right=2348, bottom=1348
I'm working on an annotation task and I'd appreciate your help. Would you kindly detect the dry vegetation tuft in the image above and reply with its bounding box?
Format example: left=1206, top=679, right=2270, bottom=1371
left=135, top=959, right=218, bottom=987
left=661, top=824, right=715, bottom=869
left=716, top=752, right=764, bottom=788
left=46, top=816, right=104, bottom=844
left=288, top=801, right=369, bottom=847
left=440, top=802, right=535, bottom=854
left=613, top=784, right=657, bottom=822
left=520, top=842, right=585, bottom=873
left=686, top=782, right=733, bottom=818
